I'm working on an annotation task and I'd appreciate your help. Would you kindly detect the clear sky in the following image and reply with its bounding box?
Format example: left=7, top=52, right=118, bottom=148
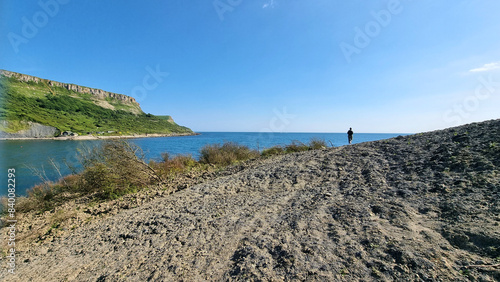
left=1, top=0, right=499, bottom=133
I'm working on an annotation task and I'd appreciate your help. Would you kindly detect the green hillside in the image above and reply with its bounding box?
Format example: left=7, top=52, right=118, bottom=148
left=0, top=73, right=193, bottom=136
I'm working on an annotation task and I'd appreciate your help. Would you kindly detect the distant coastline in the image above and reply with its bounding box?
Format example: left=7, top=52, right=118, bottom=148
left=0, top=132, right=200, bottom=141
left=0, top=70, right=195, bottom=139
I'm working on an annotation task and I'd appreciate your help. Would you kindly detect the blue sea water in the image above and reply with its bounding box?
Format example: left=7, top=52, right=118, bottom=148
left=0, top=132, right=405, bottom=196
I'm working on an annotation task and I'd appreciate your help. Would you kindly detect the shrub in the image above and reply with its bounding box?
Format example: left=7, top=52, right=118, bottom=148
left=261, top=145, right=284, bottom=157
left=5, top=172, right=84, bottom=213
left=77, top=140, right=160, bottom=199
left=10, top=140, right=160, bottom=212
left=284, top=141, right=309, bottom=153
left=159, top=153, right=199, bottom=174
left=309, top=138, right=328, bottom=150
left=60, top=174, right=80, bottom=188
left=161, top=152, right=170, bottom=162
left=1, top=195, right=41, bottom=214
left=79, top=163, right=114, bottom=194
left=16, top=183, right=59, bottom=212
left=199, top=142, right=259, bottom=166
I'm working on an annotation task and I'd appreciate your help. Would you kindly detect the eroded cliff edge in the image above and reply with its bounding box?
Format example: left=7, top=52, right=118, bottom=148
left=1, top=70, right=139, bottom=107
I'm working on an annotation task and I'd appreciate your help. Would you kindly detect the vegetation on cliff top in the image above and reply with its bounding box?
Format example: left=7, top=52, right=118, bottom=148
left=0, top=74, right=192, bottom=135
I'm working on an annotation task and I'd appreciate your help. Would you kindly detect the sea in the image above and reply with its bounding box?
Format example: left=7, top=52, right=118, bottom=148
left=0, top=132, right=406, bottom=196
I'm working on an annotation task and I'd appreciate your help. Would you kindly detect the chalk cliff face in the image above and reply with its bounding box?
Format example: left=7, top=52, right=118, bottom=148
left=0, top=121, right=59, bottom=138
left=0, top=70, right=140, bottom=107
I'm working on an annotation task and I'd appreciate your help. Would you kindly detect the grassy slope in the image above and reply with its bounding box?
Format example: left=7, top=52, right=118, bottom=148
left=0, top=76, right=192, bottom=135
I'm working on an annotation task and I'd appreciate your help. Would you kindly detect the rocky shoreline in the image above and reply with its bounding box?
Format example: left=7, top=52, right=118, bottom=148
left=1, top=119, right=499, bottom=281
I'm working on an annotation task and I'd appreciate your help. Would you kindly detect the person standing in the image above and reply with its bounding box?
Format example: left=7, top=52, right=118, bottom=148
left=347, top=128, right=353, bottom=144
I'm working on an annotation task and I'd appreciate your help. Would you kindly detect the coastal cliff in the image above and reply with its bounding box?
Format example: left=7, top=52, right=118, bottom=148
left=0, top=70, right=139, bottom=108
left=0, top=70, right=193, bottom=137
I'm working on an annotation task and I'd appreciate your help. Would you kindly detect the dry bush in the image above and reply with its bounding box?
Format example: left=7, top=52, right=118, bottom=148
left=261, top=145, right=284, bottom=157
left=308, top=138, right=328, bottom=150
left=284, top=141, right=309, bottom=153
left=261, top=139, right=328, bottom=157
left=77, top=140, right=160, bottom=199
left=25, top=183, right=59, bottom=211
left=200, top=142, right=260, bottom=166
left=156, top=153, right=199, bottom=175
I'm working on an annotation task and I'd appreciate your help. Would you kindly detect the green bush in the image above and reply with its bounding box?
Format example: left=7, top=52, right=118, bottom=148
left=6, top=173, right=83, bottom=213
left=308, top=138, right=328, bottom=150
left=261, top=138, right=328, bottom=157
left=157, top=153, right=199, bottom=175
left=77, top=140, right=160, bottom=199
left=21, top=184, right=59, bottom=212
left=284, top=141, right=309, bottom=153
left=200, top=142, right=259, bottom=166
left=261, top=145, right=284, bottom=157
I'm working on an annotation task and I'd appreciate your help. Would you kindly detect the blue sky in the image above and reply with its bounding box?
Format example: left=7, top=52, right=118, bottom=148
left=1, top=0, right=499, bottom=133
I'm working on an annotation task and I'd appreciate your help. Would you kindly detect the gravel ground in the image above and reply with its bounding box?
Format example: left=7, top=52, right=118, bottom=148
left=2, top=119, right=499, bottom=281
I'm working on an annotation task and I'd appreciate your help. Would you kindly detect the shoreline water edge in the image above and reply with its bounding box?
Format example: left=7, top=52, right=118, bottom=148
left=0, top=132, right=200, bottom=141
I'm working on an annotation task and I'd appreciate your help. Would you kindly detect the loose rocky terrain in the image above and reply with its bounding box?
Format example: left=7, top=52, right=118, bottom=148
left=2, top=119, right=499, bottom=281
